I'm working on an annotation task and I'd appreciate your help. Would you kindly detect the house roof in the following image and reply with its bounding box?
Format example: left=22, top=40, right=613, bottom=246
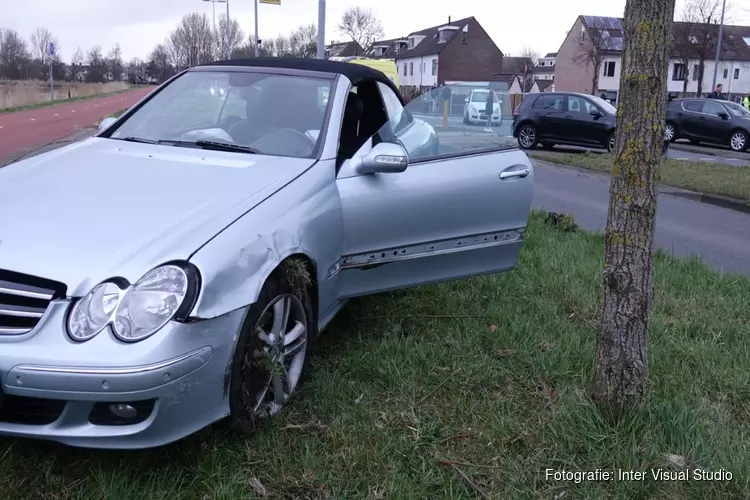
left=536, top=79, right=554, bottom=91
left=368, top=16, right=490, bottom=60
left=366, top=37, right=405, bottom=59
left=325, top=41, right=363, bottom=58
left=489, top=73, right=518, bottom=85
left=580, top=15, right=750, bottom=61
left=534, top=65, right=555, bottom=74
left=543, top=52, right=557, bottom=58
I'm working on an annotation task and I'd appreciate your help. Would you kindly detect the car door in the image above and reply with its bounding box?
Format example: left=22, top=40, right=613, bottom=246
left=678, top=100, right=704, bottom=138
left=700, top=100, right=734, bottom=143
left=334, top=83, right=534, bottom=299
left=562, top=95, right=608, bottom=146
left=530, top=94, right=566, bottom=140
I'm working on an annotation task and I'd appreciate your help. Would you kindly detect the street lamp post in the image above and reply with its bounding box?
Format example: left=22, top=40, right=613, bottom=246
left=316, top=0, right=325, bottom=59
left=254, top=0, right=259, bottom=57
left=710, top=0, right=727, bottom=92
left=203, top=0, right=231, bottom=60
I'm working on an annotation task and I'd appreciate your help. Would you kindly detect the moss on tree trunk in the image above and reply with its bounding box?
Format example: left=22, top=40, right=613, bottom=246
left=593, top=0, right=676, bottom=422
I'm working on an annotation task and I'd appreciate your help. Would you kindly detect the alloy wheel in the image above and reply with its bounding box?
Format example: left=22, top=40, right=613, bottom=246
left=246, top=293, right=308, bottom=418
left=730, top=132, right=746, bottom=151
left=665, top=124, right=675, bottom=141
left=608, top=134, right=616, bottom=153
left=519, top=126, right=535, bottom=148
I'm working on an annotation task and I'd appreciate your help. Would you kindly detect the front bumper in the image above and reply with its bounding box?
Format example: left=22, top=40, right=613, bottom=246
left=0, top=301, right=247, bottom=449
left=469, top=114, right=501, bottom=124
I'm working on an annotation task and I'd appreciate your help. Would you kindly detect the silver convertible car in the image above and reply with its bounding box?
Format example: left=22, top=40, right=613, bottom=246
left=0, top=58, right=534, bottom=449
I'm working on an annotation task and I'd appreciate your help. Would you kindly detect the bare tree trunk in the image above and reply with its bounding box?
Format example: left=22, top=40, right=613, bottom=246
left=593, top=0, right=675, bottom=422
left=697, top=60, right=705, bottom=95
left=591, top=63, right=601, bottom=95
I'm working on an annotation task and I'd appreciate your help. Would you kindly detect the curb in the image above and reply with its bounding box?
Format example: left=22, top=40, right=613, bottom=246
left=670, top=143, right=748, bottom=160
left=531, top=158, right=750, bottom=214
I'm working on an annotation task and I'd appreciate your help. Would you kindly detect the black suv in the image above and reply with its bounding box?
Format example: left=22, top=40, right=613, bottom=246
left=665, top=98, right=749, bottom=152
left=512, top=92, right=670, bottom=155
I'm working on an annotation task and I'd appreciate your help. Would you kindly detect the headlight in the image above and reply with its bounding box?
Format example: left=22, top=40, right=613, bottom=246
left=113, top=265, right=193, bottom=342
left=67, top=282, right=122, bottom=341
left=66, top=263, right=198, bottom=343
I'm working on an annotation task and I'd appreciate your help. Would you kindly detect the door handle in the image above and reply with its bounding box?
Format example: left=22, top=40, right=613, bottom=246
left=500, top=168, right=530, bottom=180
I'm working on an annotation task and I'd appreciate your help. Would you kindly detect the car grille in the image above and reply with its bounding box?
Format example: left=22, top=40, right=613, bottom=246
left=0, top=269, right=66, bottom=336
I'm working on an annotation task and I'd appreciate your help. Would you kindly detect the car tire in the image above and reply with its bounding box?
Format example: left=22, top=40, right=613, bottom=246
left=729, top=130, right=748, bottom=152
left=664, top=122, right=678, bottom=143
left=607, top=131, right=616, bottom=153
left=541, top=142, right=555, bottom=149
left=517, top=124, right=538, bottom=149
left=227, top=262, right=315, bottom=435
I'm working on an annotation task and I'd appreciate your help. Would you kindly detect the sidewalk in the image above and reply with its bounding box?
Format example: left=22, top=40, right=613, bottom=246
left=670, top=141, right=749, bottom=160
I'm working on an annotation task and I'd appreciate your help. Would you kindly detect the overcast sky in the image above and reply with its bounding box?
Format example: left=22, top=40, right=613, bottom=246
left=3, top=0, right=749, bottom=63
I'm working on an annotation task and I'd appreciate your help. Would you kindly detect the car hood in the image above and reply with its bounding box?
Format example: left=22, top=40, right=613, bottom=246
left=0, top=137, right=315, bottom=296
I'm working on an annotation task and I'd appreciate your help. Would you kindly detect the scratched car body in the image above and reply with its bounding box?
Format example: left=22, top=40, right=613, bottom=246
left=0, top=58, right=534, bottom=449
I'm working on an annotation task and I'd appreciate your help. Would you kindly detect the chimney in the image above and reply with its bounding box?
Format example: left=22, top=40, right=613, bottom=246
left=448, top=16, right=451, bottom=23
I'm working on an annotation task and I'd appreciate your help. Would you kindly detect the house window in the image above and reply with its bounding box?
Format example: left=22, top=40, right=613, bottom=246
left=603, top=61, right=615, bottom=77
left=403, top=63, right=407, bottom=76
left=672, top=63, right=685, bottom=81
left=580, top=26, right=585, bottom=44
left=438, top=29, right=451, bottom=43
left=432, top=59, right=437, bottom=76
left=540, top=61, right=545, bottom=66
left=408, top=38, right=414, bottom=48
left=692, top=64, right=700, bottom=81
left=723, top=68, right=728, bottom=78
left=409, top=62, right=413, bottom=76
left=734, top=68, right=740, bottom=79
left=462, top=31, right=468, bottom=43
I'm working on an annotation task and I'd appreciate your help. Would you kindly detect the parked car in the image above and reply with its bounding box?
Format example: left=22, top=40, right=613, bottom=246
left=665, top=98, right=749, bottom=152
left=512, top=92, right=670, bottom=155
left=463, top=88, right=502, bottom=126
left=0, top=58, right=533, bottom=449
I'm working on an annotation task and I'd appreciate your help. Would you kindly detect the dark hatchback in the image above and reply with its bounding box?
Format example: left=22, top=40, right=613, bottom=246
left=512, top=92, right=669, bottom=155
left=665, top=98, right=749, bottom=152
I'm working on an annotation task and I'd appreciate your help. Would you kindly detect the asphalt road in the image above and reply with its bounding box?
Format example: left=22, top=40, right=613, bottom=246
left=531, top=160, right=750, bottom=276
left=0, top=87, right=152, bottom=161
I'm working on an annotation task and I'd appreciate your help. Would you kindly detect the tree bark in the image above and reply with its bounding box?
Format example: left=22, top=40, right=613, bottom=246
left=593, top=0, right=676, bottom=422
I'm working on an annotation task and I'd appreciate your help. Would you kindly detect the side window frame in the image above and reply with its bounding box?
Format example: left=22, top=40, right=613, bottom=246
left=377, top=82, right=414, bottom=136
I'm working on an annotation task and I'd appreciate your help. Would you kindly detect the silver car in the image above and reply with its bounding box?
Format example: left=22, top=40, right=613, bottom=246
left=0, top=59, right=534, bottom=449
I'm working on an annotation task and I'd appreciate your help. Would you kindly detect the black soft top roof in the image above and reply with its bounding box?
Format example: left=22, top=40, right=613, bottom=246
left=202, top=57, right=403, bottom=103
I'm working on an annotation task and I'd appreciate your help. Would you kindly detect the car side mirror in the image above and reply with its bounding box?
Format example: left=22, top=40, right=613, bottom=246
left=718, top=112, right=729, bottom=120
left=464, top=98, right=469, bottom=103
left=98, top=116, right=117, bottom=132
left=589, top=108, right=602, bottom=117
left=354, top=142, right=409, bottom=175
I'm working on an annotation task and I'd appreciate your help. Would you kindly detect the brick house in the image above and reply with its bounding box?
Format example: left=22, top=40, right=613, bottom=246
left=367, top=16, right=504, bottom=96
left=555, top=15, right=750, bottom=103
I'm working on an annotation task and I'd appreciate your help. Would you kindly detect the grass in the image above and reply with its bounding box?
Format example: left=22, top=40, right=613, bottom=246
left=529, top=150, right=750, bottom=201
left=0, top=82, right=134, bottom=114
left=2, top=211, right=750, bottom=499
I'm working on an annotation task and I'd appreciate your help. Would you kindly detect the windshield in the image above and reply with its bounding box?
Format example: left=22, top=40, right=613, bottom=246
left=471, top=90, right=497, bottom=103
left=109, top=70, right=332, bottom=159
left=588, top=95, right=617, bottom=115
left=724, top=101, right=750, bottom=118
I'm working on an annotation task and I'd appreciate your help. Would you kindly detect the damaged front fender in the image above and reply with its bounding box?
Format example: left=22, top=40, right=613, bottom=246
left=187, top=161, right=343, bottom=320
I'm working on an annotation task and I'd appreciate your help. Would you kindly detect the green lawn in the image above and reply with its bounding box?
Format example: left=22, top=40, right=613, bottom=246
left=1, top=212, right=749, bottom=499
left=530, top=150, right=750, bottom=202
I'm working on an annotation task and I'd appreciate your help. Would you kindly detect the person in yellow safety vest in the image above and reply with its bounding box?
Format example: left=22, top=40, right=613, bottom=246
left=744, top=95, right=750, bottom=110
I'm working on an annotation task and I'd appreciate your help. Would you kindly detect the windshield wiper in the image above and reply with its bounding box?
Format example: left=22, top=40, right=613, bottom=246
left=118, top=136, right=159, bottom=144
left=193, top=140, right=259, bottom=154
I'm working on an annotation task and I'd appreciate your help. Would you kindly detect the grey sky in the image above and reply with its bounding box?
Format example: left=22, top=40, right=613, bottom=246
left=3, top=0, right=748, bottom=63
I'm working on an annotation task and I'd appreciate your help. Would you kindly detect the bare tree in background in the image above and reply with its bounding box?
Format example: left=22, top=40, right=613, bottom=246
left=594, top=0, right=676, bottom=422
left=86, top=45, right=107, bottom=83
left=107, top=43, right=124, bottom=81
left=168, top=13, right=215, bottom=69
left=126, top=58, right=146, bottom=84
left=70, top=47, right=85, bottom=82
left=678, top=0, right=726, bottom=96
left=217, top=14, right=244, bottom=59
left=287, top=25, right=319, bottom=58
left=0, top=29, right=31, bottom=79
left=147, top=43, right=175, bottom=83
left=575, top=24, right=608, bottom=95
left=518, top=46, right=539, bottom=92
left=337, top=7, right=384, bottom=53
left=30, top=27, right=58, bottom=79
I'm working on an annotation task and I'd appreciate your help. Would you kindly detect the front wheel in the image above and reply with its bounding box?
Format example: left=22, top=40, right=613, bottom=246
left=729, top=130, right=748, bottom=152
left=517, top=124, right=538, bottom=149
left=664, top=122, right=677, bottom=142
left=227, top=265, right=314, bottom=435
left=607, top=131, right=616, bottom=153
